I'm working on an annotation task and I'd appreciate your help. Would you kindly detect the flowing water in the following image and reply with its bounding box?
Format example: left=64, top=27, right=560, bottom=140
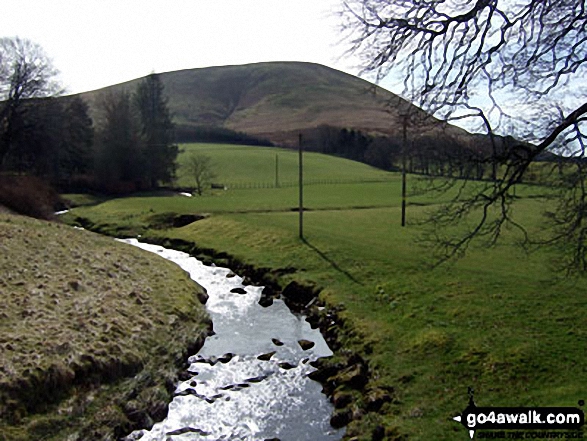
left=120, top=239, right=342, bottom=441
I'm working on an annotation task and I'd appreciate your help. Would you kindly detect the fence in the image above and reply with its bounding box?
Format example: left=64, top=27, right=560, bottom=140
left=214, top=177, right=396, bottom=190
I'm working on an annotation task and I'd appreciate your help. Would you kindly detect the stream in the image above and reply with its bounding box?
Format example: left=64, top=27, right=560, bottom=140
left=120, top=239, right=342, bottom=441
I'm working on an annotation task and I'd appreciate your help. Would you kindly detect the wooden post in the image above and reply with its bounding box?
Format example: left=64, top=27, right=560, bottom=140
left=401, top=116, right=407, bottom=227
left=299, top=133, right=304, bottom=240
left=275, top=153, right=279, bottom=188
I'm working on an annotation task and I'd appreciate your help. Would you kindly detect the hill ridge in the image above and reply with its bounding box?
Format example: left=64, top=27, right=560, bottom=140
left=74, top=61, right=469, bottom=146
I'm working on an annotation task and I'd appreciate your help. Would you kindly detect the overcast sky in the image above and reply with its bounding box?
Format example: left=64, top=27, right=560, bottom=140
left=0, top=0, right=374, bottom=95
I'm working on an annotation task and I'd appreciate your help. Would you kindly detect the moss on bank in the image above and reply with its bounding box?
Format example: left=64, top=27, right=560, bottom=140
left=0, top=214, right=210, bottom=440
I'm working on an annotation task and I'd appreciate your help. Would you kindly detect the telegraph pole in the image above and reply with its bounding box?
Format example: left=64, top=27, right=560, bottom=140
left=401, top=114, right=408, bottom=227
left=275, top=153, right=279, bottom=188
left=298, top=133, right=304, bottom=240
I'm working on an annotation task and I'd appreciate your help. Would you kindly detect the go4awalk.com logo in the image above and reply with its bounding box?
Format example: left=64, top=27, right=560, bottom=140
left=453, top=388, right=585, bottom=439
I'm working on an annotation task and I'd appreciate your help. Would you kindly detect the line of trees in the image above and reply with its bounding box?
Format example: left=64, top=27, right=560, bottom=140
left=1, top=95, right=94, bottom=185
left=300, top=124, right=506, bottom=181
left=174, top=125, right=274, bottom=147
left=93, top=74, right=177, bottom=193
left=0, top=36, right=178, bottom=194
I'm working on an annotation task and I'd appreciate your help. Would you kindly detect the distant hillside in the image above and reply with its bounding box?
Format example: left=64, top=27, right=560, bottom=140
left=74, top=61, right=472, bottom=147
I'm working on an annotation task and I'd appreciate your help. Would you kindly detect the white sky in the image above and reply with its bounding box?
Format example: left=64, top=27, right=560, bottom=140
left=0, top=0, right=374, bottom=95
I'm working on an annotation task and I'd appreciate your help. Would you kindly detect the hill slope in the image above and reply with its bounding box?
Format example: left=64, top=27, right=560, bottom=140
left=75, top=61, right=470, bottom=146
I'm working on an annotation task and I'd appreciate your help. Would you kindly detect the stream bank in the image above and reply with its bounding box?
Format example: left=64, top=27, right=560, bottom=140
left=0, top=214, right=211, bottom=441
left=137, top=235, right=397, bottom=441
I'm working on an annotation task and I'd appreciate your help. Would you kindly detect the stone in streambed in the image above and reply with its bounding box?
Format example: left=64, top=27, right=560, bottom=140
left=177, top=371, right=192, bottom=381
left=297, top=339, right=315, bottom=350
left=307, top=358, right=343, bottom=383
left=174, top=387, right=198, bottom=397
left=332, top=391, right=353, bottom=409
left=217, top=353, right=234, bottom=363
left=245, top=375, right=267, bottom=383
left=271, top=338, right=284, bottom=346
left=230, top=287, right=247, bottom=295
left=330, top=408, right=352, bottom=429
left=304, top=305, right=322, bottom=329
left=336, top=362, right=369, bottom=390
left=193, top=355, right=219, bottom=365
left=278, top=362, right=297, bottom=370
left=258, top=294, right=273, bottom=307
left=196, top=288, right=209, bottom=304
left=281, top=281, right=318, bottom=312
left=148, top=400, right=168, bottom=421
left=257, top=351, right=276, bottom=361
left=166, top=427, right=210, bottom=436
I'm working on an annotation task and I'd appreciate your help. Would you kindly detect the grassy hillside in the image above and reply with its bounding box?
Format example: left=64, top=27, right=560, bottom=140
left=0, top=214, right=210, bottom=440
left=176, top=143, right=395, bottom=188
left=62, top=144, right=587, bottom=440
left=73, top=61, right=472, bottom=146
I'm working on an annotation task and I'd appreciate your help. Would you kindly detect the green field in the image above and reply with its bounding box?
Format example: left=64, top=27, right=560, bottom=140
left=63, top=144, right=587, bottom=440
left=175, top=143, right=395, bottom=188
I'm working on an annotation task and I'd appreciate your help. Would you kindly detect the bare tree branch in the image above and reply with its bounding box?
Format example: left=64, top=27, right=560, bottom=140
left=341, top=0, right=587, bottom=273
left=0, top=37, right=61, bottom=168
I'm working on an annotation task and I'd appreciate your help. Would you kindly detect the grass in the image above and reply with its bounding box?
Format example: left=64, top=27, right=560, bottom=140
left=61, top=143, right=587, bottom=440
left=61, top=193, right=109, bottom=208
left=175, top=143, right=395, bottom=188
left=0, top=214, right=210, bottom=440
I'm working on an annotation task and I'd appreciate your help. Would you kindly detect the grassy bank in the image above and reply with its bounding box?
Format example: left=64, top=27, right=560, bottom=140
left=62, top=143, right=587, bottom=440
left=0, top=214, right=210, bottom=440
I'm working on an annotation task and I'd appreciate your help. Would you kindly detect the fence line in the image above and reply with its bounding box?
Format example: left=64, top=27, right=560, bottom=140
left=212, top=177, right=396, bottom=190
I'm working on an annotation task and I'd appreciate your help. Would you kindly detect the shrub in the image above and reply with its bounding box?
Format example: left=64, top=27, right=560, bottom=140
left=0, top=175, right=64, bottom=220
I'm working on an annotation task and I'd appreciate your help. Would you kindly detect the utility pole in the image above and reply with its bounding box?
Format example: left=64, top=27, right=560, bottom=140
left=275, top=153, right=279, bottom=188
left=298, top=133, right=304, bottom=240
left=401, top=114, right=408, bottom=227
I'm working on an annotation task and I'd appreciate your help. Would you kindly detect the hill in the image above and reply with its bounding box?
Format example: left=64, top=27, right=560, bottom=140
left=74, top=61, right=472, bottom=147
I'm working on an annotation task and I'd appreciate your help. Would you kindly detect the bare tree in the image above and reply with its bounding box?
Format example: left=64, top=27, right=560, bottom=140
left=183, top=153, right=216, bottom=196
left=341, top=0, right=587, bottom=273
left=0, top=37, right=61, bottom=168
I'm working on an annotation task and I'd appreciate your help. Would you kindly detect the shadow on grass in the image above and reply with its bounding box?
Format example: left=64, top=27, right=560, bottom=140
left=301, top=238, right=363, bottom=285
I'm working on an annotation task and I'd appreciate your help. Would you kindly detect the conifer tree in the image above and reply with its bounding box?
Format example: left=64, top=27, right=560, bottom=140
left=134, top=73, right=177, bottom=188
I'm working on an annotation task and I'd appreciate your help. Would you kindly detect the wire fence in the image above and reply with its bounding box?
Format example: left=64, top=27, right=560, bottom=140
left=215, top=177, right=397, bottom=190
